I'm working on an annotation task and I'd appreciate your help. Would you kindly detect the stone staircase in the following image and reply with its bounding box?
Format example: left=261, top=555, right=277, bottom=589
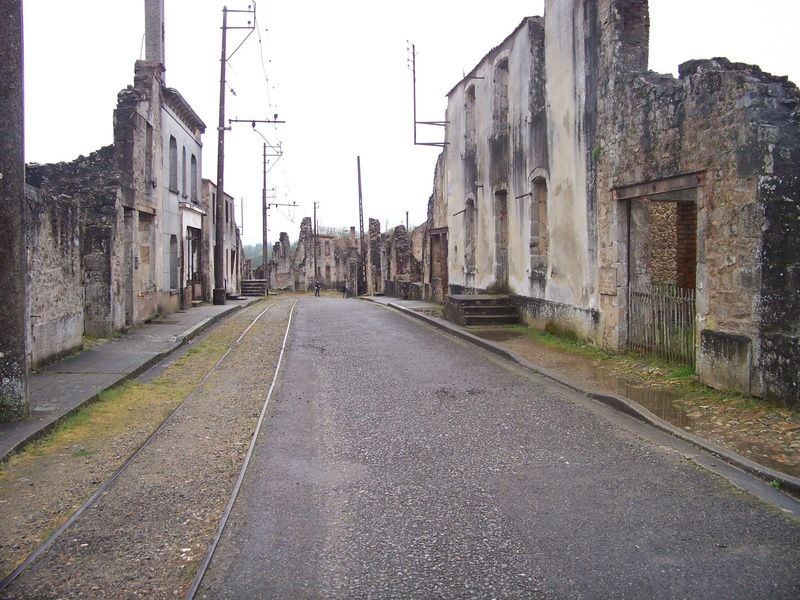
left=444, top=294, right=520, bottom=327
left=240, top=279, right=267, bottom=296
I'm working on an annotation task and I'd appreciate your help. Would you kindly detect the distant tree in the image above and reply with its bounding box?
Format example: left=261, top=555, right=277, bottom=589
left=244, top=243, right=264, bottom=268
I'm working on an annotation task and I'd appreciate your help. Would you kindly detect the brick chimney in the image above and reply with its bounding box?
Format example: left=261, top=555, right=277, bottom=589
left=144, top=0, right=165, bottom=68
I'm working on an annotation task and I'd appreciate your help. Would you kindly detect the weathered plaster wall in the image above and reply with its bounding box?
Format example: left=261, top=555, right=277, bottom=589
left=543, top=0, right=592, bottom=307
left=444, top=19, right=545, bottom=296
left=159, top=95, right=204, bottom=314
left=25, top=186, right=83, bottom=366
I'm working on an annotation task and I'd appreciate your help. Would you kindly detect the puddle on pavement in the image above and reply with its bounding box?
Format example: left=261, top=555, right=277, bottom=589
left=473, top=329, right=527, bottom=343
left=470, top=327, right=800, bottom=478
left=471, top=328, right=693, bottom=428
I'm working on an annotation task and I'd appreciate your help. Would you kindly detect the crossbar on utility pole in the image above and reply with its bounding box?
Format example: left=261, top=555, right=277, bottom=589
left=213, top=5, right=255, bottom=305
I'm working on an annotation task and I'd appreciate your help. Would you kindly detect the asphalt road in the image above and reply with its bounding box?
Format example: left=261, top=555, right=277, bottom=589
left=198, top=297, right=800, bottom=599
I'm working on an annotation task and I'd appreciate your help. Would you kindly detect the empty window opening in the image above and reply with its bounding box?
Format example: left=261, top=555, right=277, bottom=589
left=465, top=85, right=477, bottom=151
left=145, top=123, right=154, bottom=189
left=493, top=59, right=509, bottom=136
left=181, top=147, right=187, bottom=197
left=168, top=136, right=178, bottom=191
left=169, top=235, right=179, bottom=289
left=494, top=189, right=509, bottom=288
left=530, top=177, right=548, bottom=272
left=190, top=155, right=198, bottom=204
left=465, top=199, right=476, bottom=271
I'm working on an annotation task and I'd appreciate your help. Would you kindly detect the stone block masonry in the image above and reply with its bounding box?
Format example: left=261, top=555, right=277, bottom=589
left=25, top=186, right=83, bottom=366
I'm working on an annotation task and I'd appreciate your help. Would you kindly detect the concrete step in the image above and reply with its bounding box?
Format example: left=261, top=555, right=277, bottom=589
left=241, top=279, right=267, bottom=296
left=464, top=314, right=520, bottom=326
left=445, top=294, right=520, bottom=326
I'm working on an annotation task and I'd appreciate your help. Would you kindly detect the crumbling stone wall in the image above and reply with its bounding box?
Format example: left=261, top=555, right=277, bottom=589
left=410, top=223, right=425, bottom=283
left=423, top=154, right=448, bottom=303
left=368, top=218, right=382, bottom=294
left=27, top=146, right=127, bottom=337
left=25, top=186, right=82, bottom=366
left=649, top=202, right=677, bottom=285
left=269, top=232, right=294, bottom=290
left=594, top=0, right=800, bottom=402
left=392, top=225, right=410, bottom=280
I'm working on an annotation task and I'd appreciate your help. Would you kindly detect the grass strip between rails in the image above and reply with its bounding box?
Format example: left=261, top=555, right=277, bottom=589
left=0, top=313, right=248, bottom=580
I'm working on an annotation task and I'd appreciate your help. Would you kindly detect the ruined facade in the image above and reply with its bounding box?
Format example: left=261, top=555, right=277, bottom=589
left=26, top=56, right=214, bottom=339
left=20, top=0, right=245, bottom=356
left=269, top=218, right=361, bottom=294
left=202, top=180, right=242, bottom=298
left=429, top=0, right=799, bottom=404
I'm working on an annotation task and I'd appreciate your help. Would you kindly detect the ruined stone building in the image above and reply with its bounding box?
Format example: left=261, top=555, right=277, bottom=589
left=21, top=0, right=242, bottom=367
left=366, top=220, right=425, bottom=299
left=202, top=179, right=243, bottom=299
left=268, top=219, right=362, bottom=294
left=422, top=0, right=799, bottom=404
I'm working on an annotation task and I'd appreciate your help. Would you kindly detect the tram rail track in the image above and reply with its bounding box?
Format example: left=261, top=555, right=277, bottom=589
left=0, top=298, right=296, bottom=598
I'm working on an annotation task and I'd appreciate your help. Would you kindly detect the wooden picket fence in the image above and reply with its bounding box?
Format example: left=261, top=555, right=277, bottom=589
left=628, top=283, right=696, bottom=366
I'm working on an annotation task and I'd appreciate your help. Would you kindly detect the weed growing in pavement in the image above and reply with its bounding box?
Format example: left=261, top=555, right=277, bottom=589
left=71, top=448, right=96, bottom=458
left=770, top=479, right=781, bottom=490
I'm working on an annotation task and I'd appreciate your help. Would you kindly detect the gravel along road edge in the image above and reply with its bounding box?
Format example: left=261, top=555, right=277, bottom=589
left=0, top=298, right=294, bottom=599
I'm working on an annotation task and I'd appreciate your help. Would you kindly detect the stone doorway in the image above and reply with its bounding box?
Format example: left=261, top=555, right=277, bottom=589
left=613, top=172, right=705, bottom=365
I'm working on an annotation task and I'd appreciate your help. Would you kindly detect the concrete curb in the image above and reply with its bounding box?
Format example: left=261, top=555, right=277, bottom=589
left=377, top=299, right=800, bottom=498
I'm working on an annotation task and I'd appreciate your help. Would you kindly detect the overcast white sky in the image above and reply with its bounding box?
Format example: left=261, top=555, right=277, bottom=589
left=24, top=1, right=800, bottom=246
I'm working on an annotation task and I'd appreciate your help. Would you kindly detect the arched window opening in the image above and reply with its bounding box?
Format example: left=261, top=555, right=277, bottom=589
left=465, top=85, right=477, bottom=152
left=493, top=59, right=509, bottom=137
left=530, top=177, right=549, bottom=272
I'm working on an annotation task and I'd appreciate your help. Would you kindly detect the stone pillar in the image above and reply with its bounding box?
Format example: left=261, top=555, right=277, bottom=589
left=0, top=0, right=29, bottom=421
